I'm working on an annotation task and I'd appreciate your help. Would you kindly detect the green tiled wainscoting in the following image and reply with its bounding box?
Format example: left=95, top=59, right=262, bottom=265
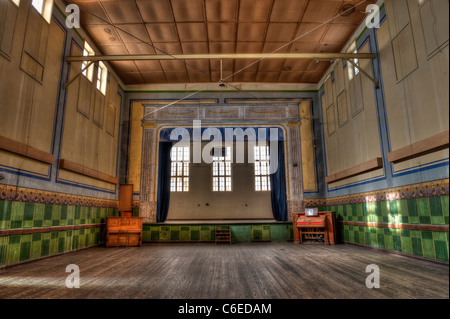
left=0, top=200, right=118, bottom=267
left=318, top=195, right=449, bottom=262
left=143, top=223, right=294, bottom=243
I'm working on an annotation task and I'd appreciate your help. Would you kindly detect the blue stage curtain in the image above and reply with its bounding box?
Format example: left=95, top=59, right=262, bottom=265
left=156, top=142, right=173, bottom=223
left=270, top=142, right=287, bottom=222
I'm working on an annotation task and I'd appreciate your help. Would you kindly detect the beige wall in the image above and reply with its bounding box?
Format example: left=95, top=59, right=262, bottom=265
left=379, top=0, right=449, bottom=173
left=0, top=0, right=64, bottom=178
left=59, top=41, right=121, bottom=192
left=321, top=42, right=383, bottom=189
left=320, top=0, right=449, bottom=188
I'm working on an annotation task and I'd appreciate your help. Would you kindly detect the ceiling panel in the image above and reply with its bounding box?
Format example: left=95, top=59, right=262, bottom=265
left=101, top=0, right=142, bottom=24
left=146, top=23, right=179, bottom=42
left=71, top=0, right=375, bottom=84
left=177, top=23, right=208, bottom=42
left=208, top=23, right=236, bottom=42
left=171, top=0, right=205, bottom=22
left=265, top=23, right=298, bottom=43
left=115, top=24, right=150, bottom=43
left=135, top=0, right=174, bottom=23
left=237, top=23, right=267, bottom=42
left=239, top=0, right=272, bottom=22
left=270, top=0, right=308, bottom=22
left=205, top=0, right=238, bottom=22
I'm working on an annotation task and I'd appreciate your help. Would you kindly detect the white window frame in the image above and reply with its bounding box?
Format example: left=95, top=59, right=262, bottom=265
left=170, top=146, right=190, bottom=192
left=31, top=0, right=53, bottom=23
left=82, top=41, right=95, bottom=81
left=97, top=61, right=107, bottom=95
left=347, top=41, right=360, bottom=81
left=212, top=146, right=232, bottom=192
left=254, top=145, right=271, bottom=192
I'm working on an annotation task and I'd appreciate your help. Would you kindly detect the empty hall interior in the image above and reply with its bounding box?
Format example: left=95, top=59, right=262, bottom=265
left=0, top=0, right=448, bottom=300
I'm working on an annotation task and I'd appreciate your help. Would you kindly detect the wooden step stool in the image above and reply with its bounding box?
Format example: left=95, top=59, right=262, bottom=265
left=215, top=226, right=231, bottom=244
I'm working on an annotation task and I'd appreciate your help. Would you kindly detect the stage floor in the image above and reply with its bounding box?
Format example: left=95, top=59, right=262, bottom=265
left=0, top=242, right=448, bottom=299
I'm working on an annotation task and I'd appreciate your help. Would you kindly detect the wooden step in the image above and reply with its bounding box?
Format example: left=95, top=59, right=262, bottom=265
left=215, top=226, right=231, bottom=244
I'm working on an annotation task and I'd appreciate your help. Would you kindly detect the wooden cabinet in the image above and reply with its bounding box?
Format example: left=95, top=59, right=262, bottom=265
left=106, top=217, right=143, bottom=247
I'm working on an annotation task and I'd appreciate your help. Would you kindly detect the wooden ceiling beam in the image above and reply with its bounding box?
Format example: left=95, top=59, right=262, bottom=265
left=66, top=52, right=377, bottom=62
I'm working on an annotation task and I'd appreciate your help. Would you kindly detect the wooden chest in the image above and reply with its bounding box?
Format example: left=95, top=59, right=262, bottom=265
left=106, top=217, right=143, bottom=247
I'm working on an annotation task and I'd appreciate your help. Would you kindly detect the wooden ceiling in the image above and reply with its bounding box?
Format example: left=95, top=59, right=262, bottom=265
left=68, top=0, right=375, bottom=85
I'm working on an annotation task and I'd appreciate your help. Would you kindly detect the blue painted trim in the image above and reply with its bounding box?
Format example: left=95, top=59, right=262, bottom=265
left=0, top=166, right=51, bottom=181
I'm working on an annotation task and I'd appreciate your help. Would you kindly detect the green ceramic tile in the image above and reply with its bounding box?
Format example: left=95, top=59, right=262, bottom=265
left=270, top=224, right=287, bottom=242
left=411, top=230, right=421, bottom=238
left=409, top=216, right=419, bottom=224
left=391, top=200, right=399, bottom=216
left=33, top=204, right=44, bottom=227
left=417, top=198, right=430, bottom=217
left=151, top=231, right=159, bottom=241
left=356, top=204, right=363, bottom=216
left=377, top=234, right=385, bottom=249
left=359, top=232, right=365, bottom=244
left=353, top=231, right=360, bottom=244
left=10, top=202, right=24, bottom=229
left=406, top=198, right=417, bottom=217
left=422, top=239, right=435, bottom=259
left=160, top=226, right=170, bottom=240
left=374, top=201, right=382, bottom=217
left=365, top=232, right=371, bottom=246
left=385, top=235, right=394, bottom=250
left=384, top=228, right=392, bottom=235
left=0, top=201, right=11, bottom=229
left=434, top=241, right=449, bottom=261
left=411, top=237, right=423, bottom=256
left=401, top=236, right=412, bottom=255
left=19, top=238, right=31, bottom=262
left=231, top=225, right=251, bottom=243
left=22, top=203, right=34, bottom=228
left=441, top=196, right=449, bottom=219
left=344, top=230, right=349, bottom=242
left=190, top=230, right=200, bottom=241
left=171, top=230, right=180, bottom=241
left=429, top=197, right=443, bottom=216
left=7, top=235, right=21, bottom=265
left=401, top=229, right=410, bottom=237
left=370, top=232, right=377, bottom=247
left=0, top=238, right=8, bottom=265
left=393, top=235, right=402, bottom=251
left=180, top=229, right=190, bottom=241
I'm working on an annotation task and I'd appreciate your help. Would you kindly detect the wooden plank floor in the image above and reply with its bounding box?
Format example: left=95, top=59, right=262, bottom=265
left=0, top=243, right=448, bottom=299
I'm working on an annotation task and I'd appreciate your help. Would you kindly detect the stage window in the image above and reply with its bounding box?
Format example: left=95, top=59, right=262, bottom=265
left=254, top=145, right=271, bottom=192
left=212, top=146, right=232, bottom=192
left=170, top=146, right=190, bottom=192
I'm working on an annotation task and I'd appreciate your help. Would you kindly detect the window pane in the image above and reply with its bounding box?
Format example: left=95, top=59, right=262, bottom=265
left=213, top=177, right=218, bottom=192
left=184, top=162, right=189, bottom=176
left=255, top=177, right=261, bottom=191
left=183, top=177, right=189, bottom=192
left=32, top=0, right=44, bottom=13
left=219, top=177, right=225, bottom=191
left=226, top=162, right=231, bottom=176
left=226, top=177, right=231, bottom=191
